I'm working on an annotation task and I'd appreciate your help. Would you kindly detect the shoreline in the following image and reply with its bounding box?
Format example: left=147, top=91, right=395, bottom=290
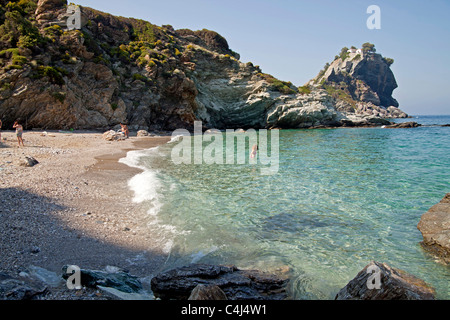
left=0, top=130, right=171, bottom=282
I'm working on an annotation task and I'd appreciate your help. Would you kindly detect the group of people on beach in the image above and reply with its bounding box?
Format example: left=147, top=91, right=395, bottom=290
left=0, top=119, right=24, bottom=147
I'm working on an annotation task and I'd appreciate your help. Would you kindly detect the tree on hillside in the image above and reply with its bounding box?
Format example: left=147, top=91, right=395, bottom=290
left=362, top=42, right=376, bottom=54
left=383, top=57, right=394, bottom=66
left=339, top=47, right=349, bottom=60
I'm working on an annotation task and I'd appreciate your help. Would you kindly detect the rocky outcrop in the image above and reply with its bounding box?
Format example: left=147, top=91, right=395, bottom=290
left=417, top=194, right=450, bottom=264
left=310, top=50, right=403, bottom=111
left=335, top=261, right=435, bottom=300
left=150, top=264, right=289, bottom=300
left=384, top=122, right=421, bottom=128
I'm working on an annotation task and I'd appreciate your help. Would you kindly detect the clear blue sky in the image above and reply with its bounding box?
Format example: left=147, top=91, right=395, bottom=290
left=74, top=0, right=450, bottom=115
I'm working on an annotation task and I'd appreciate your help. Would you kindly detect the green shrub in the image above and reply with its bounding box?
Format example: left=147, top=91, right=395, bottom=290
left=51, top=91, right=66, bottom=103
left=6, top=64, right=23, bottom=70
left=339, top=47, right=349, bottom=60
left=258, top=73, right=297, bottom=95
left=12, top=54, right=27, bottom=65
left=132, top=73, right=148, bottom=82
left=383, top=57, right=394, bottom=66
left=298, top=86, right=311, bottom=95
left=37, top=66, right=66, bottom=85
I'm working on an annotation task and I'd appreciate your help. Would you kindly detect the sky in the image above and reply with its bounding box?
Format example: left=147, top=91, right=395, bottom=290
left=73, top=0, right=450, bottom=115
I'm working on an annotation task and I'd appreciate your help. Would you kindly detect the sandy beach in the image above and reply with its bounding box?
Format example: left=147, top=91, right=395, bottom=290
left=0, top=130, right=171, bottom=289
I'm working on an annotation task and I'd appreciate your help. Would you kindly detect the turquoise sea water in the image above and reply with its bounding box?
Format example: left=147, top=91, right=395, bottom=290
left=123, top=115, right=450, bottom=299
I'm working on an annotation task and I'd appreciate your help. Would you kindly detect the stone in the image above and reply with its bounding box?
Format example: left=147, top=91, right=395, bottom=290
left=136, top=130, right=149, bottom=137
left=417, top=193, right=450, bottom=264
left=20, top=157, right=39, bottom=167
left=0, top=272, right=48, bottom=300
left=61, top=265, right=143, bottom=294
left=188, top=284, right=228, bottom=300
left=335, top=261, right=435, bottom=300
left=150, top=264, right=289, bottom=300
left=102, top=130, right=125, bottom=141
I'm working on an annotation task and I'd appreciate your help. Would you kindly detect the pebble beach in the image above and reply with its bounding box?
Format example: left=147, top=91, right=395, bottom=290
left=0, top=130, right=171, bottom=297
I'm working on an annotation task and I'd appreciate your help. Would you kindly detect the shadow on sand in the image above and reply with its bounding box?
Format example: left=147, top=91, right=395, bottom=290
left=0, top=187, right=168, bottom=280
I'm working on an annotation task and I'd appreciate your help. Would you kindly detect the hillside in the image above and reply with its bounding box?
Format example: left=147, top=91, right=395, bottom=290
left=0, top=0, right=408, bottom=131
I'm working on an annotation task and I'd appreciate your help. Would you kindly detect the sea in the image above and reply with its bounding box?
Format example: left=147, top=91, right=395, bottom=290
left=120, top=115, right=450, bottom=299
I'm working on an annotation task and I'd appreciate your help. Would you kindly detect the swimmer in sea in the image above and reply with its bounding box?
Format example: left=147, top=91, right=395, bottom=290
left=250, top=144, right=258, bottom=159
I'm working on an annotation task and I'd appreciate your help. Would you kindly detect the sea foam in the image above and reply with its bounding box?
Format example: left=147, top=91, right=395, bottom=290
left=119, top=145, right=177, bottom=254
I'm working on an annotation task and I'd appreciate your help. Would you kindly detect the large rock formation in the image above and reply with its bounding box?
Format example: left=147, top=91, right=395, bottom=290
left=417, top=193, right=450, bottom=264
left=335, top=261, right=435, bottom=300
left=307, top=48, right=408, bottom=119
left=0, top=1, right=408, bottom=131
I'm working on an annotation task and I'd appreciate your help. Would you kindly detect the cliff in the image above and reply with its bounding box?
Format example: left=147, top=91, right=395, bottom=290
left=307, top=46, right=407, bottom=119
left=0, top=0, right=408, bottom=131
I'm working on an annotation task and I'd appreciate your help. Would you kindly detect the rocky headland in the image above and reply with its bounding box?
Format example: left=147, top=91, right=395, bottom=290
left=0, top=0, right=408, bottom=132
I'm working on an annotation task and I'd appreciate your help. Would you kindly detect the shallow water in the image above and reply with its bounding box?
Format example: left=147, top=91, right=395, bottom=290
left=123, top=115, right=450, bottom=299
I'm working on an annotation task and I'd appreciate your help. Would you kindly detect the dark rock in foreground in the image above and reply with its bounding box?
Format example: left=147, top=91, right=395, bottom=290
left=151, top=264, right=289, bottom=300
left=417, top=193, right=450, bottom=264
left=0, top=272, right=48, bottom=300
left=62, top=265, right=143, bottom=293
left=335, top=261, right=435, bottom=300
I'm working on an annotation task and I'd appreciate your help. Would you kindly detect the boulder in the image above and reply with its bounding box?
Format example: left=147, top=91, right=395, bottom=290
left=417, top=193, right=450, bottom=264
left=102, top=130, right=125, bottom=141
left=151, top=264, right=289, bottom=300
left=136, top=130, right=150, bottom=137
left=335, top=261, right=435, bottom=300
left=188, top=284, right=228, bottom=300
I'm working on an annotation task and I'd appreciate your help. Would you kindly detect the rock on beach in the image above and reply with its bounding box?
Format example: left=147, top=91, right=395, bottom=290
left=335, top=261, right=435, bottom=300
left=417, top=193, right=450, bottom=264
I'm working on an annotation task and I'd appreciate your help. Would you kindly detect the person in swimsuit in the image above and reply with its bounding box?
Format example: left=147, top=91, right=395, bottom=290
left=120, top=123, right=129, bottom=139
left=13, top=121, right=24, bottom=147
left=250, top=144, right=258, bottom=159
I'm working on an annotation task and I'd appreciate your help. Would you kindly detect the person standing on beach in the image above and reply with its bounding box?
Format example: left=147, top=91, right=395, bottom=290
left=120, top=123, right=129, bottom=139
left=0, top=119, right=2, bottom=144
left=13, top=121, right=24, bottom=147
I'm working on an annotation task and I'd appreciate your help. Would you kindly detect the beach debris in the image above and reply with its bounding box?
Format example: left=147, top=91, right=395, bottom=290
left=151, top=264, right=289, bottom=300
left=335, top=261, right=435, bottom=300
left=102, top=130, right=125, bottom=141
left=417, top=193, right=450, bottom=264
left=20, top=156, right=39, bottom=167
